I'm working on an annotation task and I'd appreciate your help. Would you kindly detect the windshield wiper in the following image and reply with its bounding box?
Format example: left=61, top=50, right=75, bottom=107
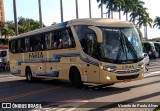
left=116, top=35, right=126, bottom=60
left=116, top=31, right=138, bottom=61
left=116, top=31, right=131, bottom=60
left=120, top=32, right=138, bottom=59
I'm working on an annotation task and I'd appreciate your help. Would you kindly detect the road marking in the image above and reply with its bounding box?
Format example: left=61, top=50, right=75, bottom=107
left=0, top=86, right=61, bottom=102
left=144, top=71, right=160, bottom=77
left=31, top=100, right=88, bottom=111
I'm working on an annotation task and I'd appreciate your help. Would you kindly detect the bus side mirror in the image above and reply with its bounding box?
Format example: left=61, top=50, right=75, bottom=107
left=88, top=26, right=103, bottom=43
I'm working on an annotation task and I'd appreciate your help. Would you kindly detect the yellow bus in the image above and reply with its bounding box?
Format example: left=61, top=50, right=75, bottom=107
left=9, top=18, right=145, bottom=88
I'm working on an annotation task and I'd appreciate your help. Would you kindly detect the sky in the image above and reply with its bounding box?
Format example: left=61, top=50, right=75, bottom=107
left=4, top=0, right=160, bottom=39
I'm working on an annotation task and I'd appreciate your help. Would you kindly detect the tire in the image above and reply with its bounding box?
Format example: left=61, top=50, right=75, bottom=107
left=71, top=68, right=83, bottom=89
left=26, top=68, right=35, bottom=82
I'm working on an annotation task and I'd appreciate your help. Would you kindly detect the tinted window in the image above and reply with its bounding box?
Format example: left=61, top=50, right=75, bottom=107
left=74, top=25, right=97, bottom=57
left=9, top=40, right=16, bottom=53
left=17, top=39, right=22, bottom=53
left=44, top=32, right=52, bottom=50
left=31, top=34, right=43, bottom=51
left=25, top=37, right=31, bottom=52
left=0, top=51, right=7, bottom=57
left=60, top=28, right=75, bottom=49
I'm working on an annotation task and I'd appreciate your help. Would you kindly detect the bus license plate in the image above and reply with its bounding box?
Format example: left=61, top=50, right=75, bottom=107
left=124, top=79, right=131, bottom=82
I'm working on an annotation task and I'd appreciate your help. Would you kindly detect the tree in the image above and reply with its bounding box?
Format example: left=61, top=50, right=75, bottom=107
left=13, top=0, right=18, bottom=35
left=122, top=0, right=133, bottom=21
left=97, top=0, right=123, bottom=18
left=0, top=21, right=5, bottom=37
left=129, top=0, right=144, bottom=24
left=51, top=22, right=58, bottom=25
left=2, top=27, right=14, bottom=39
left=137, top=12, right=152, bottom=28
left=153, top=16, right=160, bottom=29
left=18, top=17, right=45, bottom=33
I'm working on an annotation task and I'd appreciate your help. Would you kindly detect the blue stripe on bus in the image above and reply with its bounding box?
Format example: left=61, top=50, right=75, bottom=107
left=33, top=71, right=59, bottom=77
left=52, top=53, right=99, bottom=66
left=12, top=70, right=21, bottom=75
left=15, top=53, right=99, bottom=66
left=58, top=21, right=68, bottom=28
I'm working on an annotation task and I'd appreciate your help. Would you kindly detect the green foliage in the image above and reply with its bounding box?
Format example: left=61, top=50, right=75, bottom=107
left=0, top=17, right=46, bottom=38
left=153, top=16, right=160, bottom=29
left=0, top=21, right=5, bottom=29
left=1, top=27, right=14, bottom=39
left=97, top=0, right=152, bottom=27
left=18, top=17, right=45, bottom=34
left=52, top=22, right=58, bottom=25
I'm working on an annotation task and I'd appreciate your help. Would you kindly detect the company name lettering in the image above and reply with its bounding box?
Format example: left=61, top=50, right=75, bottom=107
left=29, top=52, right=43, bottom=59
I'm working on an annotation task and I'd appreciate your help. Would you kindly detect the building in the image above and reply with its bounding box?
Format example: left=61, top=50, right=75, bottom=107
left=0, top=0, right=5, bottom=22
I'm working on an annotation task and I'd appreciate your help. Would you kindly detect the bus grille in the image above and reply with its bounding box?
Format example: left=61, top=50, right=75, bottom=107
left=114, top=68, right=141, bottom=74
left=116, top=74, right=139, bottom=80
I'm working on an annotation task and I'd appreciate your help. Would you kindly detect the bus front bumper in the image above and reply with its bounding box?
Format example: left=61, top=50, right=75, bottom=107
left=99, top=69, right=144, bottom=84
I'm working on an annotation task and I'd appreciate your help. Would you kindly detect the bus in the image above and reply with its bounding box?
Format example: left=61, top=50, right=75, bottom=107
left=0, top=38, right=9, bottom=71
left=142, top=41, right=157, bottom=59
left=9, top=18, right=145, bottom=88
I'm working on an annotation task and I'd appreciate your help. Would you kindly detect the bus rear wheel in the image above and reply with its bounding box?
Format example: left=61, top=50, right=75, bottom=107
left=70, top=68, right=83, bottom=88
left=26, top=68, right=35, bottom=82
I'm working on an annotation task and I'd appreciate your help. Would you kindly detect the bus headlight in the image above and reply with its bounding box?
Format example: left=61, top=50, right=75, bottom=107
left=106, top=76, right=111, bottom=80
left=141, top=64, right=144, bottom=69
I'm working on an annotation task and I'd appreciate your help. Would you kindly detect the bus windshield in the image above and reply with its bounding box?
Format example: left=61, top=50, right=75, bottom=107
left=100, top=27, right=143, bottom=63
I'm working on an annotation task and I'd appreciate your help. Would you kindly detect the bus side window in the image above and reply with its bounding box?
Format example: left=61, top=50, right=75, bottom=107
left=60, top=29, right=68, bottom=48
left=21, top=39, right=25, bottom=52
left=52, top=31, right=59, bottom=49
left=86, top=33, right=97, bottom=57
left=17, top=39, right=22, bottom=53
left=32, top=34, right=43, bottom=51
left=44, top=33, right=51, bottom=50
left=68, top=28, right=76, bottom=48
left=60, top=28, right=76, bottom=49
left=10, top=40, right=16, bottom=53
left=25, top=37, right=31, bottom=52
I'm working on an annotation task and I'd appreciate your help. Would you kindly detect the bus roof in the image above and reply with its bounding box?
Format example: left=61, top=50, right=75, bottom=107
left=70, top=18, right=134, bottom=27
left=10, top=18, right=134, bottom=40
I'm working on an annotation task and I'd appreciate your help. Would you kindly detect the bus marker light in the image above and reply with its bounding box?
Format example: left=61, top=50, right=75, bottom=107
left=84, top=71, right=87, bottom=75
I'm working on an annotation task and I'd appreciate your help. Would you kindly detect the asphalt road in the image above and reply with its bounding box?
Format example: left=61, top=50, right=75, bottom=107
left=0, top=59, right=160, bottom=111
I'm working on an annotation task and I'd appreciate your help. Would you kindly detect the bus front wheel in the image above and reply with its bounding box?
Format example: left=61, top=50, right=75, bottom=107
left=70, top=68, right=83, bottom=88
left=26, top=68, right=34, bottom=82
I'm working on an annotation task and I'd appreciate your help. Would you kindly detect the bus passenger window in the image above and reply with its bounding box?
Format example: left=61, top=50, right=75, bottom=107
left=44, top=33, right=51, bottom=50
left=52, top=31, right=59, bottom=49
left=25, top=37, right=31, bottom=52
left=58, top=39, right=63, bottom=49
left=10, top=40, right=16, bottom=53
left=86, top=33, right=97, bottom=57
left=74, top=25, right=98, bottom=58
left=60, top=28, right=75, bottom=49
left=17, top=39, right=22, bottom=53
left=33, top=34, right=43, bottom=51
left=61, top=29, right=69, bottom=48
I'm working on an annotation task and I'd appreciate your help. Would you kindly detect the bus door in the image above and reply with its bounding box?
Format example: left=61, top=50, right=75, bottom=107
left=84, top=62, right=100, bottom=83
left=83, top=34, right=100, bottom=83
